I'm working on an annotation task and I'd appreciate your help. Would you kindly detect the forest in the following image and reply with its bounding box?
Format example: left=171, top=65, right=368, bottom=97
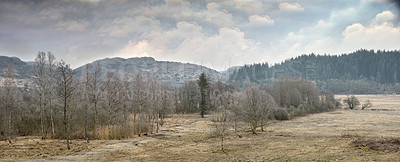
left=0, top=52, right=339, bottom=150
left=229, top=49, right=400, bottom=94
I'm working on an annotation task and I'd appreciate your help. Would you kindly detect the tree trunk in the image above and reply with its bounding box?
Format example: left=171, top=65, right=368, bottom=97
left=50, top=99, right=55, bottom=138
left=252, top=122, right=257, bottom=134
left=221, top=136, right=224, bottom=151
left=108, top=106, right=112, bottom=140
left=64, top=99, right=70, bottom=150
left=40, top=97, right=46, bottom=140
left=85, top=103, right=89, bottom=143
left=94, top=102, right=100, bottom=140
left=261, top=121, right=264, bottom=132
left=8, top=105, right=12, bottom=144
left=234, top=118, right=237, bottom=132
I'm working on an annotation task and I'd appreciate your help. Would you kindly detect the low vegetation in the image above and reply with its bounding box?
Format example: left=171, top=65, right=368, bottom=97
left=3, top=52, right=400, bottom=161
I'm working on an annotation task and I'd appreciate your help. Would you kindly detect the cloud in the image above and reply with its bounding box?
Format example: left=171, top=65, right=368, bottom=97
left=98, top=16, right=161, bottom=37
left=279, top=2, right=305, bottom=12
left=216, top=0, right=265, bottom=15
left=119, top=40, right=161, bottom=58
left=201, top=2, right=234, bottom=27
left=338, top=10, right=400, bottom=52
left=248, top=15, right=275, bottom=26
left=340, top=22, right=400, bottom=52
left=373, top=10, right=395, bottom=24
left=116, top=21, right=264, bottom=70
left=55, top=19, right=89, bottom=31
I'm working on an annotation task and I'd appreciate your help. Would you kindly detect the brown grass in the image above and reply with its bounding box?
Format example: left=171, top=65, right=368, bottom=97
left=336, top=94, right=400, bottom=110
left=0, top=136, right=100, bottom=160
left=98, top=125, right=135, bottom=140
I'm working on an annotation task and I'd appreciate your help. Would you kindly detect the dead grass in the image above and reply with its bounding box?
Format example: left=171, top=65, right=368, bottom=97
left=0, top=136, right=100, bottom=160
left=336, top=94, right=400, bottom=110
left=352, top=138, right=400, bottom=152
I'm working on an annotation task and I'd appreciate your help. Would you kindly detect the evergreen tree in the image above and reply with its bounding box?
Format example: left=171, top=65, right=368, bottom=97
left=197, top=72, right=209, bottom=118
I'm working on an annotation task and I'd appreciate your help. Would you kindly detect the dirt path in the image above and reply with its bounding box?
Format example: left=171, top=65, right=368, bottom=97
left=29, top=115, right=209, bottom=161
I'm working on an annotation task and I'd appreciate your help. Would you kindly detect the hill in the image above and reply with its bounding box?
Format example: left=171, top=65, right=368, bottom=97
left=74, top=57, right=224, bottom=84
left=0, top=56, right=224, bottom=87
left=229, top=49, right=400, bottom=94
left=0, top=56, right=32, bottom=79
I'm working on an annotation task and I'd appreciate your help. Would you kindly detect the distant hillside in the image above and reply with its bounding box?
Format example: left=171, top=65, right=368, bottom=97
left=229, top=49, right=400, bottom=94
left=0, top=56, right=32, bottom=79
left=75, top=57, right=224, bottom=84
left=0, top=56, right=224, bottom=87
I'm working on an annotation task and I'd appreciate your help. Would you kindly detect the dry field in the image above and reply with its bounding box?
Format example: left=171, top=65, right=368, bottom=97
left=336, top=94, right=400, bottom=110
left=1, top=95, right=400, bottom=161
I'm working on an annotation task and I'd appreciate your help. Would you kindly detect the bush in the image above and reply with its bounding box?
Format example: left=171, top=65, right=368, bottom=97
left=271, top=108, right=289, bottom=120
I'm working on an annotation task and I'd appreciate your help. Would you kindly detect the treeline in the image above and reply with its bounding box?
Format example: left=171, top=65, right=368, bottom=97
left=229, top=49, right=400, bottom=94
left=0, top=52, right=339, bottom=149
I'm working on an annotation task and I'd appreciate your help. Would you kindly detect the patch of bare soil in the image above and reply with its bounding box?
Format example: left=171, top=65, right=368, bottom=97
left=352, top=139, right=400, bottom=152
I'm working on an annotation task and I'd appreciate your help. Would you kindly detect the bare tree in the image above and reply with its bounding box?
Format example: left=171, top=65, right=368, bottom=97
left=147, top=78, right=160, bottom=134
left=211, top=92, right=232, bottom=151
left=159, top=83, right=173, bottom=128
left=180, top=81, right=199, bottom=114
left=46, top=52, right=56, bottom=138
left=33, top=52, right=48, bottom=140
left=3, top=65, right=17, bottom=143
left=82, top=64, right=91, bottom=143
left=56, top=60, right=76, bottom=150
left=241, top=86, right=273, bottom=134
left=343, top=95, right=360, bottom=110
left=104, top=71, right=124, bottom=139
left=131, top=72, right=147, bottom=136
left=231, top=91, right=241, bottom=132
left=361, top=100, right=372, bottom=110
left=88, top=62, right=102, bottom=139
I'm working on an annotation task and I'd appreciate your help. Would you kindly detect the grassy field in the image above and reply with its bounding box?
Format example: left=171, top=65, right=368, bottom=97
left=336, top=94, right=400, bottom=110
left=1, top=95, right=400, bottom=161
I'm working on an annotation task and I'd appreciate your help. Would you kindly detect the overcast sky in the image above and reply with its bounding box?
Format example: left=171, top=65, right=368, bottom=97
left=0, top=0, right=399, bottom=71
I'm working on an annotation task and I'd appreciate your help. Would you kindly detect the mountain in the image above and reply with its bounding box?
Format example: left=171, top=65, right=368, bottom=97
left=229, top=49, right=400, bottom=94
left=74, top=57, right=224, bottom=84
left=0, top=56, right=32, bottom=79
left=0, top=56, right=225, bottom=86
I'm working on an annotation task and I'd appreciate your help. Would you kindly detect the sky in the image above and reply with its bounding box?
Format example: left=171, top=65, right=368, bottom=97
left=0, top=0, right=399, bottom=71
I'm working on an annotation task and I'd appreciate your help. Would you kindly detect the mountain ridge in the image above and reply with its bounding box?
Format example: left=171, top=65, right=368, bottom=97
left=0, top=56, right=225, bottom=86
left=74, top=56, right=225, bottom=84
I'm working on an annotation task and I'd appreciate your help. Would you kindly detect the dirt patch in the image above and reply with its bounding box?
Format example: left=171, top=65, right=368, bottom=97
left=352, top=139, right=400, bottom=152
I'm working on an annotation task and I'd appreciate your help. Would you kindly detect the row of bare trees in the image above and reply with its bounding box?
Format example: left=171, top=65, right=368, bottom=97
left=0, top=52, right=340, bottom=151
left=0, top=52, right=176, bottom=149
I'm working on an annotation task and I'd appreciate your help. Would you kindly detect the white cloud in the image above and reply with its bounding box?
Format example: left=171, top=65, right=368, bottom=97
left=279, top=2, right=304, bottom=12
left=340, top=22, right=400, bottom=52
left=248, top=15, right=275, bottom=26
left=116, top=21, right=264, bottom=70
left=372, top=10, right=395, bottom=24
left=119, top=40, right=162, bottom=58
left=202, top=2, right=234, bottom=27
left=313, top=20, right=333, bottom=29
